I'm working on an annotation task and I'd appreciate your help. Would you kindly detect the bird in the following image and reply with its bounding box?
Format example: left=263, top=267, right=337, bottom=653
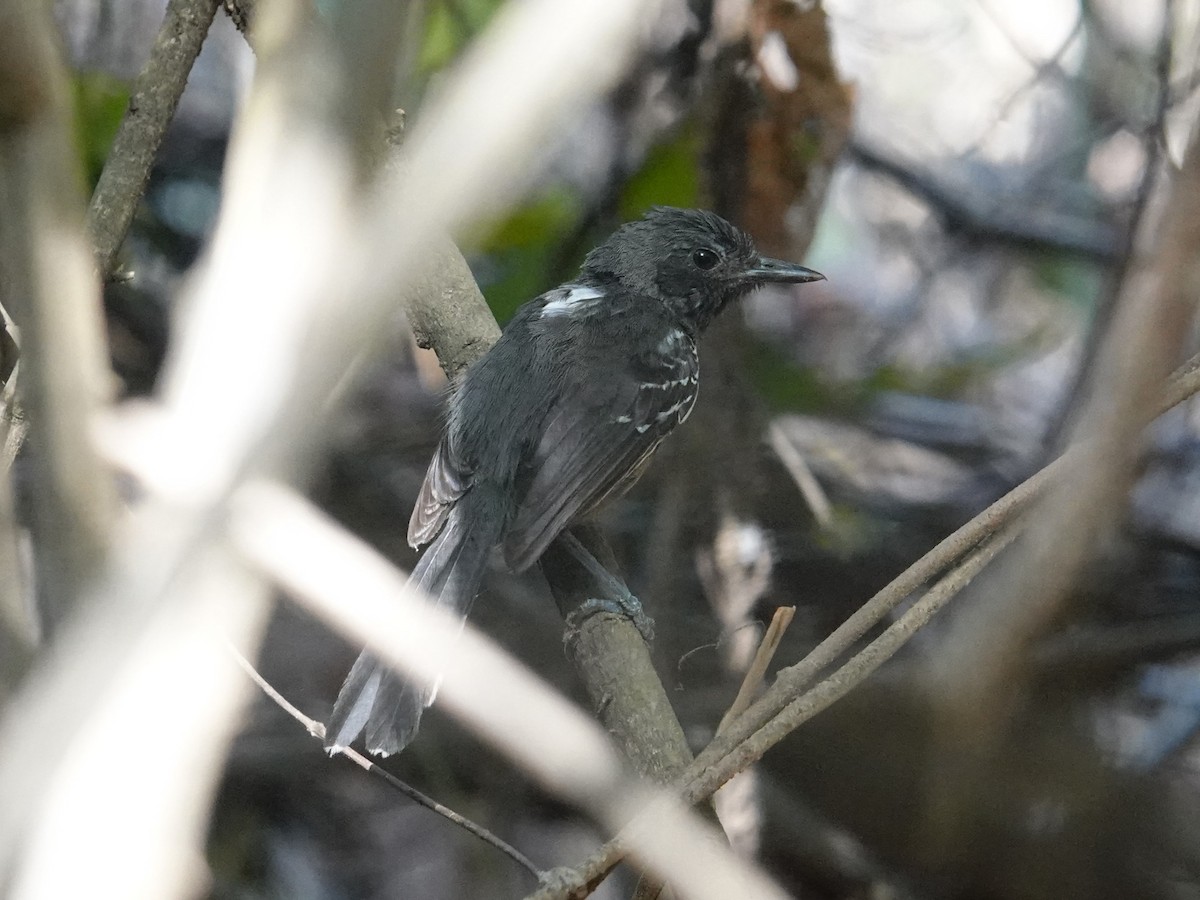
left=326, top=206, right=824, bottom=756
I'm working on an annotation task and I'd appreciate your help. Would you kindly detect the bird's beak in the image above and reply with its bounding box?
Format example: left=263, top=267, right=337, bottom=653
left=745, top=257, right=825, bottom=284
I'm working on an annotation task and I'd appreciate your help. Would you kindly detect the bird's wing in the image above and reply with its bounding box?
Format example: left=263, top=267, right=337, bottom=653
left=503, top=330, right=698, bottom=572
left=407, top=436, right=472, bottom=548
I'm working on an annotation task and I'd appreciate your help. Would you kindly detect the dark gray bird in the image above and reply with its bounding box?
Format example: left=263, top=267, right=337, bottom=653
left=327, top=207, right=823, bottom=756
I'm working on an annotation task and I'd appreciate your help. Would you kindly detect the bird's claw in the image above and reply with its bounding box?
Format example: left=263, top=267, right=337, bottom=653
left=569, top=592, right=655, bottom=643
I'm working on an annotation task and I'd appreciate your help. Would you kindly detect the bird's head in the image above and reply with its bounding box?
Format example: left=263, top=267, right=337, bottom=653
left=580, top=207, right=824, bottom=332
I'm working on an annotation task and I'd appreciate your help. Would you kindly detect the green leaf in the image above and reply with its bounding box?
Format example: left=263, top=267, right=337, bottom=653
left=71, top=72, right=130, bottom=189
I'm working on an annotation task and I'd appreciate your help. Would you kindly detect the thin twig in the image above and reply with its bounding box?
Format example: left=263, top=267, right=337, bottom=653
left=87, top=0, right=223, bottom=276
left=717, top=606, right=795, bottom=736
left=767, top=422, right=832, bottom=529
left=688, top=526, right=1020, bottom=803
left=227, top=645, right=544, bottom=881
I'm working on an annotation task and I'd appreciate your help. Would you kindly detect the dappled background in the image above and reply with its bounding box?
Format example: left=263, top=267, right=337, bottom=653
left=48, top=0, right=1200, bottom=897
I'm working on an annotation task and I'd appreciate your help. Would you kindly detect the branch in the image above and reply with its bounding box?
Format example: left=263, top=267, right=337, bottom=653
left=228, top=645, right=543, bottom=881
left=400, top=238, right=501, bottom=380
left=526, top=526, right=1018, bottom=898
left=0, top=2, right=116, bottom=633
left=87, top=0, right=223, bottom=277
left=541, top=525, right=695, bottom=785
left=1039, top=3, right=1176, bottom=453
left=847, top=140, right=1122, bottom=263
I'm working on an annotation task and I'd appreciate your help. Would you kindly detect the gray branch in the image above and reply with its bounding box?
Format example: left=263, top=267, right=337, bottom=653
left=86, top=0, right=223, bottom=276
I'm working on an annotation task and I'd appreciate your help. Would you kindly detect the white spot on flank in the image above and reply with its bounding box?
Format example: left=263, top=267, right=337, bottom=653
left=640, top=375, right=698, bottom=390
left=540, top=285, right=604, bottom=317
left=613, top=414, right=632, bottom=424
left=636, top=424, right=651, bottom=434
left=655, top=400, right=688, bottom=422
left=657, top=328, right=684, bottom=354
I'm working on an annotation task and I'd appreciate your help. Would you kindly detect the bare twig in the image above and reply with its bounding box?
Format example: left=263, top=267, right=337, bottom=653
left=87, top=0, right=223, bottom=276
left=767, top=422, right=832, bottom=528
left=717, top=606, right=795, bottom=736
left=228, top=645, right=544, bottom=881
left=692, top=526, right=1019, bottom=800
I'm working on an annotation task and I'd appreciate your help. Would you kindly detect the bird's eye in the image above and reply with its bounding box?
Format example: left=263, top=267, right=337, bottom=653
left=692, top=248, right=720, bottom=270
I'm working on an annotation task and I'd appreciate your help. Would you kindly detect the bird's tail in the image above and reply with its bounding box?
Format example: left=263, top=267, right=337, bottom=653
left=324, top=488, right=505, bottom=756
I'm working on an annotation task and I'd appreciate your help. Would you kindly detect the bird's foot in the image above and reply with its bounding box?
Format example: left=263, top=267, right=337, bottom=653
left=568, top=592, right=655, bottom=643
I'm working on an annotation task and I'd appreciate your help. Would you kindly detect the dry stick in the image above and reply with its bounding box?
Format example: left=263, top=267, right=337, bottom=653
left=767, top=422, right=833, bottom=528
left=227, top=646, right=543, bottom=881
left=717, top=606, right=795, bottom=736
left=692, top=457, right=1060, bottom=778
left=87, top=0, right=223, bottom=276
left=530, top=352, right=1200, bottom=898
left=687, top=526, right=1020, bottom=803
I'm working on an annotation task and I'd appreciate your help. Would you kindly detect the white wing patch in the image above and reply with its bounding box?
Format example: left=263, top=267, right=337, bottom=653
left=540, top=285, right=605, bottom=318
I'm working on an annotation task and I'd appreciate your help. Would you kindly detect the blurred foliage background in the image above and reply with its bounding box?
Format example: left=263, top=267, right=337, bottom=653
left=50, top=0, right=1200, bottom=897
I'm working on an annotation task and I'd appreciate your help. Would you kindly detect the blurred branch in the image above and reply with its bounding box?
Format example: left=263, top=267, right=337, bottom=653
left=848, top=140, right=1122, bottom=262
left=767, top=421, right=832, bottom=528
left=231, top=482, right=792, bottom=900
left=229, top=645, right=543, bottom=881
left=931, top=126, right=1200, bottom=698
left=0, top=308, right=29, bottom=683
left=87, top=0, right=224, bottom=277
left=1032, top=613, right=1200, bottom=677
left=0, top=3, right=116, bottom=634
left=6, top=548, right=272, bottom=900
left=1041, top=1, right=1175, bottom=456
left=915, top=110, right=1200, bottom=858
left=0, top=0, right=403, bottom=892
